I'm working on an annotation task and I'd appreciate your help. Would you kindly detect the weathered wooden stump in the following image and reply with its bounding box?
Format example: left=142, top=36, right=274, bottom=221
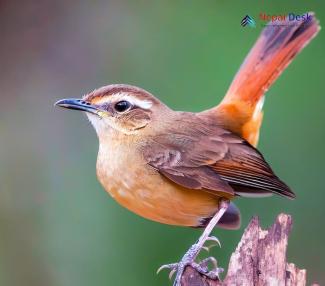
left=181, top=214, right=311, bottom=286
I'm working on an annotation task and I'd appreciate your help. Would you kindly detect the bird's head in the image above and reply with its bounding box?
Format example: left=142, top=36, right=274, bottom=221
left=55, top=84, right=171, bottom=138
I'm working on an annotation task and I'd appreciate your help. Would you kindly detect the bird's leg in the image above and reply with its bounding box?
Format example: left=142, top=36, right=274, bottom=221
left=157, top=199, right=229, bottom=286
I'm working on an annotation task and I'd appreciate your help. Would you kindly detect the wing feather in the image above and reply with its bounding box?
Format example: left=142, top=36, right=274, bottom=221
left=142, top=116, right=295, bottom=199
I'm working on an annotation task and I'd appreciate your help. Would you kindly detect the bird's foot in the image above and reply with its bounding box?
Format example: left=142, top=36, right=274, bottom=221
left=157, top=236, right=223, bottom=286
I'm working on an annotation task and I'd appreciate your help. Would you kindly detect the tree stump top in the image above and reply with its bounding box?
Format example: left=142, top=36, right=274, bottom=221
left=182, top=214, right=309, bottom=286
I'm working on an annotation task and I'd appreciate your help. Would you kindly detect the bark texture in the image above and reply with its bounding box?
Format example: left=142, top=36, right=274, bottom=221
left=181, top=214, right=309, bottom=286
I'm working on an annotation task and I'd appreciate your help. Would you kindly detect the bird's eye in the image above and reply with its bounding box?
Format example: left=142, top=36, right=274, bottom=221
left=114, top=100, right=132, bottom=113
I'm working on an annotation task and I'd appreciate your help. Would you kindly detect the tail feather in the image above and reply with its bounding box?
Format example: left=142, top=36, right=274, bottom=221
left=211, top=13, right=320, bottom=146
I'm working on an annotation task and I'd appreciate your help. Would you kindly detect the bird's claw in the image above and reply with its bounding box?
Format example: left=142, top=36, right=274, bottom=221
left=157, top=263, right=180, bottom=282
left=158, top=231, right=224, bottom=285
left=157, top=239, right=222, bottom=285
left=206, top=236, right=221, bottom=248
left=190, top=261, right=222, bottom=280
left=196, top=257, right=224, bottom=278
left=199, top=256, right=218, bottom=269
left=201, top=246, right=210, bottom=252
left=156, top=263, right=178, bottom=275
left=169, top=268, right=177, bottom=280
left=158, top=257, right=222, bottom=285
left=200, top=236, right=222, bottom=253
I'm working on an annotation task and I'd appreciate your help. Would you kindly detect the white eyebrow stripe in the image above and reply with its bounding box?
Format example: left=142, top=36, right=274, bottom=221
left=113, top=92, right=153, bottom=109
left=127, top=96, right=153, bottom=109
left=91, top=92, right=153, bottom=109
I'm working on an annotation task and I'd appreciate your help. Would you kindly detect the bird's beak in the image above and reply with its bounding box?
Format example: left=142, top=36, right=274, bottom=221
left=55, top=98, right=103, bottom=116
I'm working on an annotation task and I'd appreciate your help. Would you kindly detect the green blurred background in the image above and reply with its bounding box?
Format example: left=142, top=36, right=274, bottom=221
left=1, top=1, right=324, bottom=285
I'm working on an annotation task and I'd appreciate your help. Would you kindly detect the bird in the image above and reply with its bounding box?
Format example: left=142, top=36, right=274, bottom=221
left=55, top=14, right=319, bottom=286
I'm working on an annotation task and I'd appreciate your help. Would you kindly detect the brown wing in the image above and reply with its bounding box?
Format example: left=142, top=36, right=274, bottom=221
left=212, top=141, right=295, bottom=198
left=143, top=131, right=234, bottom=196
left=143, top=123, right=295, bottom=199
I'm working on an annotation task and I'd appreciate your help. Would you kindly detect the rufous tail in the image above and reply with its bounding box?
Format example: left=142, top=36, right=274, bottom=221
left=211, top=12, right=320, bottom=146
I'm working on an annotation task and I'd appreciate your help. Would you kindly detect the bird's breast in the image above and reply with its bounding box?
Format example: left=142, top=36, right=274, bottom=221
left=96, top=141, right=221, bottom=227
